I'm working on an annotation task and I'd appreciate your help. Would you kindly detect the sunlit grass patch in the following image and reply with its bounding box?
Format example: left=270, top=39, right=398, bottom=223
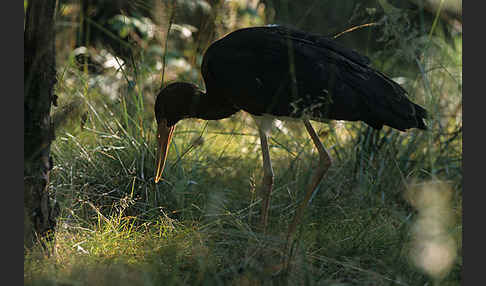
left=25, top=211, right=218, bottom=286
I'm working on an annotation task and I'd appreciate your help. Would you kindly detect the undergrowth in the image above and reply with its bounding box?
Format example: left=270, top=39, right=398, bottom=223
left=25, top=1, right=461, bottom=285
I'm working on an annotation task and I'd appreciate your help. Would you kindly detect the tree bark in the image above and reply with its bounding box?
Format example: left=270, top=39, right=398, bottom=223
left=24, top=0, right=59, bottom=252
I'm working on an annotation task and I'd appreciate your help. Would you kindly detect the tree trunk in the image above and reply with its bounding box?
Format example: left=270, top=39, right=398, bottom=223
left=24, top=0, right=59, bottom=252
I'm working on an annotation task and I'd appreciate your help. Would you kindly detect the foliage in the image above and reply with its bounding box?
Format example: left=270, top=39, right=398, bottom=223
left=25, top=1, right=461, bottom=285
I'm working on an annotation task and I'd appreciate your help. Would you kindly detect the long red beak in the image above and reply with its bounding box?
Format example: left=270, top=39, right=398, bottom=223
left=155, top=120, right=175, bottom=183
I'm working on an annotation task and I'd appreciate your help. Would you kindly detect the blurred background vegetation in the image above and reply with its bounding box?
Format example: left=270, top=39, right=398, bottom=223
left=25, top=0, right=461, bottom=285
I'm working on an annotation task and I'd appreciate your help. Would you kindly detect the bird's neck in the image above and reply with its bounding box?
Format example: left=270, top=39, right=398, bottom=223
left=189, top=93, right=239, bottom=121
left=166, top=91, right=239, bottom=126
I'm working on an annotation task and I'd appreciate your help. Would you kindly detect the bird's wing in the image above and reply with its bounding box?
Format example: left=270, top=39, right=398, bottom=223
left=202, top=26, right=374, bottom=116
left=266, top=26, right=371, bottom=67
left=267, top=27, right=427, bottom=129
left=202, top=26, right=427, bottom=130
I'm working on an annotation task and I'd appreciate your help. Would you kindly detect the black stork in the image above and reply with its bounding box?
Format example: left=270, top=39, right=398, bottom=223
left=154, top=25, right=427, bottom=239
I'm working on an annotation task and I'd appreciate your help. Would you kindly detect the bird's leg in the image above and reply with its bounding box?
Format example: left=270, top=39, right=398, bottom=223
left=258, top=126, right=274, bottom=233
left=287, top=120, right=332, bottom=244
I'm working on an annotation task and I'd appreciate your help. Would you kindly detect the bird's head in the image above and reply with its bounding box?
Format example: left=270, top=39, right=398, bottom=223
left=154, top=82, right=204, bottom=183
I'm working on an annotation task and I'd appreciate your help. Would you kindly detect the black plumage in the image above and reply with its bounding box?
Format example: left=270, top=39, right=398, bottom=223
left=154, top=25, right=427, bottom=234
left=155, top=25, right=427, bottom=133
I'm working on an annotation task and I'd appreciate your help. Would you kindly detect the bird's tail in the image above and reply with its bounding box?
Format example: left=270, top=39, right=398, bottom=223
left=359, top=70, right=428, bottom=131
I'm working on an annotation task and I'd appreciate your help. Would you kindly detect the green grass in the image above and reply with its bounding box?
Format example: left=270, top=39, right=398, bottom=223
left=25, top=88, right=462, bottom=285
left=25, top=2, right=461, bottom=285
